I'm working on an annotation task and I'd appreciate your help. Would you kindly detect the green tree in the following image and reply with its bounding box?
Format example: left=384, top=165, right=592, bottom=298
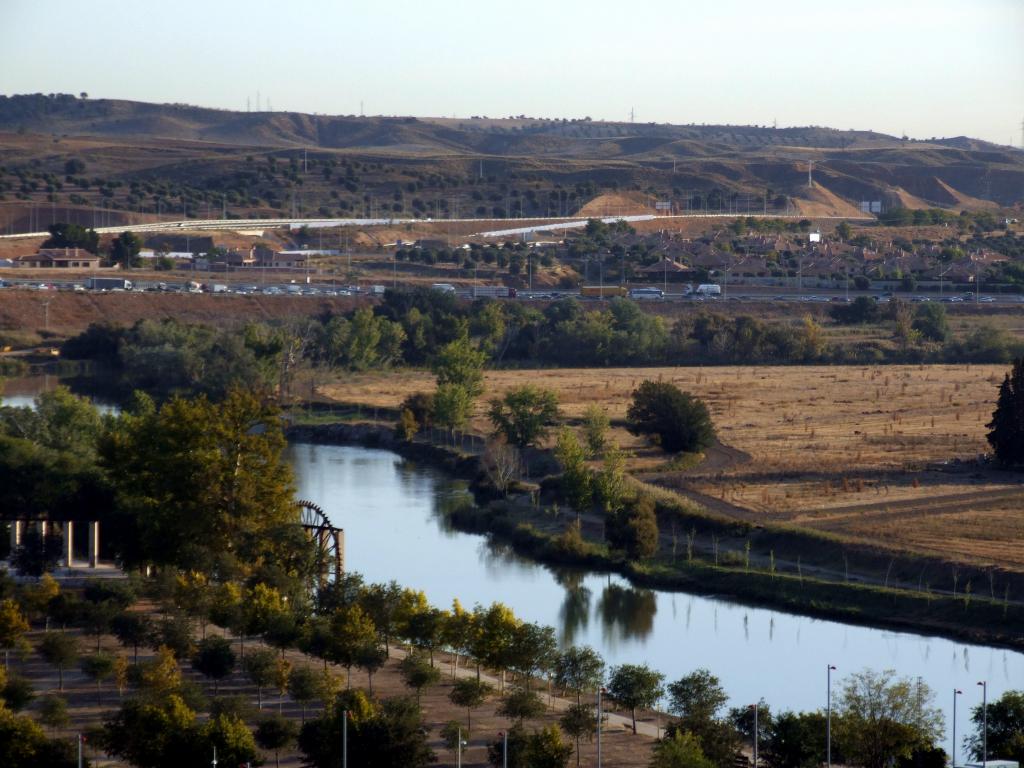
left=42, top=222, right=99, bottom=253
left=525, top=725, right=573, bottom=768
left=912, top=303, right=950, bottom=342
left=433, top=335, right=487, bottom=399
left=450, top=677, right=494, bottom=731
left=487, top=385, right=560, bottom=448
left=593, top=445, right=628, bottom=514
left=650, top=730, right=715, bottom=768
left=199, top=712, right=258, bottom=768
left=355, top=642, right=387, bottom=695
left=763, top=711, right=827, bottom=768
left=581, top=405, right=610, bottom=457
left=987, top=358, right=1024, bottom=466
left=560, top=703, right=597, bottom=767
left=255, top=713, right=298, bottom=768
left=398, top=652, right=441, bottom=704
left=666, top=668, right=740, bottom=765
left=38, top=694, right=69, bottom=731
left=242, top=647, right=278, bottom=709
left=80, top=652, right=115, bottom=705
left=967, top=689, right=1024, bottom=763
left=298, top=694, right=435, bottom=768
left=0, top=705, right=83, bottom=767
left=287, top=665, right=324, bottom=722
left=99, top=388, right=299, bottom=574
left=607, top=663, right=665, bottom=734
left=109, top=231, right=143, bottom=268
left=328, top=604, right=377, bottom=687
left=836, top=221, right=852, bottom=241
left=192, top=636, right=236, bottom=694
left=555, top=428, right=592, bottom=516
left=554, top=646, right=604, bottom=705
left=606, top=494, right=660, bottom=559
left=2, top=674, right=36, bottom=711
left=498, top=688, right=546, bottom=725
left=627, top=381, right=715, bottom=453
left=38, top=632, right=79, bottom=691
left=99, top=694, right=199, bottom=768
left=433, top=383, right=473, bottom=443
left=0, top=598, right=30, bottom=669
left=834, top=669, right=943, bottom=768
left=111, top=611, right=153, bottom=663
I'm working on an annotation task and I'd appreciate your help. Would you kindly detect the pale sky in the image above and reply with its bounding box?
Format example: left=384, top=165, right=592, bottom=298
left=2, top=0, right=1022, bottom=145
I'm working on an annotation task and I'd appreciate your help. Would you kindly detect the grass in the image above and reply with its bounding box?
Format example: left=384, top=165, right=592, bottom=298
left=318, top=363, right=1024, bottom=572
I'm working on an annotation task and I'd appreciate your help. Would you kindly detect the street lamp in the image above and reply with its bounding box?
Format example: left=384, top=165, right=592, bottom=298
left=597, top=685, right=606, bottom=768
left=952, top=689, right=962, bottom=768
left=977, top=681, right=987, bottom=766
left=749, top=702, right=760, bottom=768
left=827, top=665, right=837, bottom=768
left=342, top=709, right=348, bottom=768
left=498, top=731, right=508, bottom=768
left=211, top=745, right=218, bottom=768
left=456, top=727, right=467, bottom=768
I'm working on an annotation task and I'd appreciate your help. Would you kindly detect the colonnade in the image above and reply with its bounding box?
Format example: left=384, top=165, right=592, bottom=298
left=7, top=520, right=100, bottom=568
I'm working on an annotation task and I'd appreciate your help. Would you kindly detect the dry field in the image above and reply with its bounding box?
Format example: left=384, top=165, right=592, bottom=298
left=320, top=363, right=1024, bottom=570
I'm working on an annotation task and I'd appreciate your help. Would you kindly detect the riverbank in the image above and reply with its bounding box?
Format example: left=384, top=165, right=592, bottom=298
left=286, top=421, right=1024, bottom=654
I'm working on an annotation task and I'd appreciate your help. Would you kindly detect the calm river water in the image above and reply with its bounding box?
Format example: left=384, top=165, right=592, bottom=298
left=287, top=443, right=1022, bottom=753
left=3, top=379, right=1020, bottom=752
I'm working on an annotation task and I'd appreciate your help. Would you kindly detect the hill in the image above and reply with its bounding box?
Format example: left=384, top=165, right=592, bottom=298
left=0, top=93, right=1020, bottom=235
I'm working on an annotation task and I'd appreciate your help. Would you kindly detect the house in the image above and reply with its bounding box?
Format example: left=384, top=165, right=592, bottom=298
left=635, top=257, right=698, bottom=282
left=15, top=248, right=101, bottom=269
left=257, top=247, right=307, bottom=269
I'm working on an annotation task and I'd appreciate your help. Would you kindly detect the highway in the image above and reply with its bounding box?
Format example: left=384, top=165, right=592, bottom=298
left=0, top=211, right=874, bottom=240
left=0, top=277, right=1018, bottom=305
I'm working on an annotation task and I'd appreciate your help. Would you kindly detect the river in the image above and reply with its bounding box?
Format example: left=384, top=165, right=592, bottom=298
left=3, top=379, right=1020, bottom=752
left=287, top=442, right=1023, bottom=754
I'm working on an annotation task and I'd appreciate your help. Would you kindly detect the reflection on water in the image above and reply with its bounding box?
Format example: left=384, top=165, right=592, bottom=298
left=283, top=443, right=1024, bottom=733
left=598, top=583, right=657, bottom=648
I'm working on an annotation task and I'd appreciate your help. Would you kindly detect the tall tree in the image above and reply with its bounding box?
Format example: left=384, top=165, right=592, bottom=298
left=109, top=231, right=143, bottom=268
left=987, top=358, right=1024, bottom=466
left=487, top=385, right=560, bottom=448
left=967, top=689, right=1024, bottom=763
left=607, top=663, right=665, bottom=734
left=834, top=669, right=943, bottom=768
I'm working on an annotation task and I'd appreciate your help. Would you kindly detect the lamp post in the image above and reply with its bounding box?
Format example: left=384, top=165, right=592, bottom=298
left=977, top=681, right=987, bottom=766
left=457, top=727, right=467, bottom=768
left=749, top=702, right=759, bottom=768
left=342, top=709, right=348, bottom=768
left=952, top=689, right=962, bottom=768
left=827, top=665, right=837, bottom=768
left=211, top=745, right=217, bottom=768
left=498, top=730, right=507, bottom=768
left=597, top=686, right=606, bottom=768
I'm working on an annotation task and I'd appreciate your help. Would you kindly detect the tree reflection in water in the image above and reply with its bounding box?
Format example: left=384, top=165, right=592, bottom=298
left=553, top=569, right=591, bottom=646
left=597, top=581, right=657, bottom=646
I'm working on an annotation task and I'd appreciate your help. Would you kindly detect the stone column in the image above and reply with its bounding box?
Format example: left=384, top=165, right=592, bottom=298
left=62, top=521, right=74, bottom=568
left=334, top=529, right=345, bottom=576
left=88, top=522, right=100, bottom=568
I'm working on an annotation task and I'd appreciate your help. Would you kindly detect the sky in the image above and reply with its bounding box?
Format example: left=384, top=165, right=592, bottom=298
left=1, top=0, right=1022, bottom=145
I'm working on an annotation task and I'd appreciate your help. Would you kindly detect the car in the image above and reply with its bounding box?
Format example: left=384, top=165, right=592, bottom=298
left=979, top=296, right=996, bottom=303
left=945, top=296, right=964, bottom=303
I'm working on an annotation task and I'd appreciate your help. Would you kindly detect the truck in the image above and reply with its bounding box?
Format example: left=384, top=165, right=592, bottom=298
left=695, top=283, right=722, bottom=296
left=85, top=277, right=132, bottom=291
left=186, top=281, right=203, bottom=294
left=470, top=285, right=517, bottom=299
left=368, top=285, right=387, bottom=296
left=205, top=283, right=229, bottom=293
left=431, top=283, right=457, bottom=294
left=580, top=285, right=628, bottom=299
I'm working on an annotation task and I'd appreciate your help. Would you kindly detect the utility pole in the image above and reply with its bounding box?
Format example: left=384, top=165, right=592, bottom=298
left=952, top=689, right=961, bottom=768
left=596, top=686, right=603, bottom=768
left=808, top=160, right=814, bottom=189
left=826, top=665, right=836, bottom=768
left=978, top=681, right=987, bottom=766
left=342, top=709, right=348, bottom=768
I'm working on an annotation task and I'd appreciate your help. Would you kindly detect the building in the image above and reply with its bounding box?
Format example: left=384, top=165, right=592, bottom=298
left=15, top=248, right=101, bottom=269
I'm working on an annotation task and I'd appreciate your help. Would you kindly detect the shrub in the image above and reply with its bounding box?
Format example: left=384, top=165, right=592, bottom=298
left=626, top=381, right=715, bottom=453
